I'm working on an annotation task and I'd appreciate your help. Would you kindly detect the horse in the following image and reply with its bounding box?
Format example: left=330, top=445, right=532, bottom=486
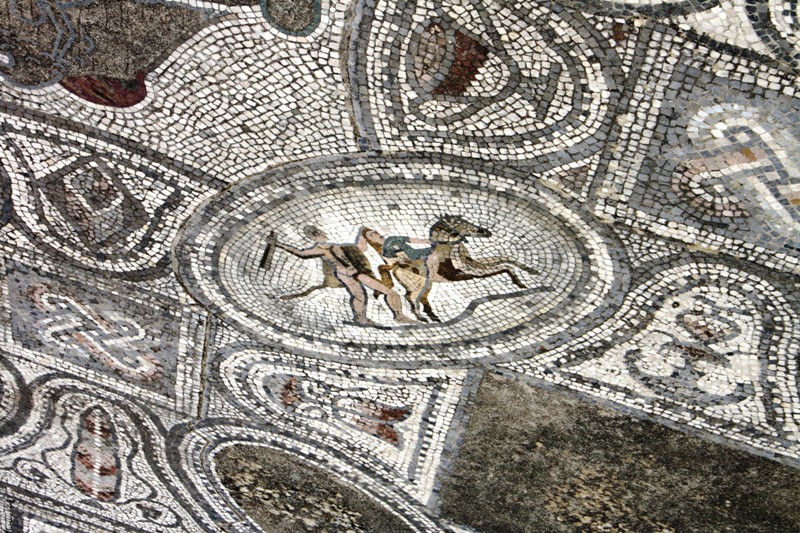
left=365, top=215, right=540, bottom=323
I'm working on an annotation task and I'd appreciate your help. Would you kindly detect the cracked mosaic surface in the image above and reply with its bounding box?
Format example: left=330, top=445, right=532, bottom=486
left=0, top=0, right=798, bottom=531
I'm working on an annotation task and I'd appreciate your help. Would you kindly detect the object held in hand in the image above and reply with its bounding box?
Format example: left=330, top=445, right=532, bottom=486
left=259, top=231, right=277, bottom=269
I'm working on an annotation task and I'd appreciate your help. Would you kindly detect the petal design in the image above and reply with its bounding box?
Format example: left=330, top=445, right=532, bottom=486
left=72, top=408, right=120, bottom=501
left=349, top=0, right=623, bottom=160
left=60, top=72, right=148, bottom=108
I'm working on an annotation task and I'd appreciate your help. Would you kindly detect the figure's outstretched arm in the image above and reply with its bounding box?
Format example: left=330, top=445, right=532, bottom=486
left=277, top=243, right=325, bottom=258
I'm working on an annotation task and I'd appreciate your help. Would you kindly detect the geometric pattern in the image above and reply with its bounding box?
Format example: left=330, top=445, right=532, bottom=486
left=503, top=252, right=800, bottom=463
left=0, top=377, right=207, bottom=532
left=349, top=0, right=625, bottom=163
left=1, top=116, right=220, bottom=278
left=2, top=260, right=207, bottom=415
left=594, top=21, right=800, bottom=274
left=0, top=0, right=798, bottom=531
left=211, top=336, right=473, bottom=506
left=175, top=422, right=447, bottom=532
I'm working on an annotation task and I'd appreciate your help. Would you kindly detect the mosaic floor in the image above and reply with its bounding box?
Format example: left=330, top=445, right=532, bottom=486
left=0, top=0, right=799, bottom=531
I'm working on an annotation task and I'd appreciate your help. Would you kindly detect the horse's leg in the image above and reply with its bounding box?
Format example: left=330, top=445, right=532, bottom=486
left=453, top=251, right=537, bottom=288
left=510, top=260, right=540, bottom=276
left=466, top=258, right=539, bottom=278
left=450, top=243, right=538, bottom=282
left=504, top=269, right=528, bottom=289
left=419, top=290, right=441, bottom=323
left=450, top=269, right=529, bottom=289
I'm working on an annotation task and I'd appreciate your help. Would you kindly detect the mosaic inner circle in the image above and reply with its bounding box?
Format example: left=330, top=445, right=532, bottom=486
left=176, top=156, right=618, bottom=364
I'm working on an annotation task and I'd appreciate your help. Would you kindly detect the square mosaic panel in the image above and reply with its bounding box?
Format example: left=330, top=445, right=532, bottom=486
left=4, top=260, right=204, bottom=413
left=595, top=25, right=800, bottom=274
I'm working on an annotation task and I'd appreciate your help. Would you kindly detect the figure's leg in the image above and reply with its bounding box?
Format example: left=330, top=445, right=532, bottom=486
left=378, top=264, right=396, bottom=288
left=393, top=269, right=428, bottom=321
left=359, top=275, right=417, bottom=324
left=280, top=284, right=326, bottom=300
left=417, top=253, right=441, bottom=309
left=340, top=276, right=372, bottom=324
left=424, top=253, right=441, bottom=280
left=374, top=264, right=396, bottom=298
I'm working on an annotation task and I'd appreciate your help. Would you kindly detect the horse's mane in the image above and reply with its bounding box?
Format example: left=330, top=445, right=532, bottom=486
left=431, top=214, right=473, bottom=230
left=431, top=215, right=470, bottom=236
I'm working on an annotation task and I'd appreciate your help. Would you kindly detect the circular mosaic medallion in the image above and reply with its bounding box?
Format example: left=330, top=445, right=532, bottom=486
left=176, top=155, right=624, bottom=365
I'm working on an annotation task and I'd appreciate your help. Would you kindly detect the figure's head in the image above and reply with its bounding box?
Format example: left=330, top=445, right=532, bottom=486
left=360, top=228, right=385, bottom=253
left=361, top=228, right=385, bottom=244
left=302, top=225, right=328, bottom=242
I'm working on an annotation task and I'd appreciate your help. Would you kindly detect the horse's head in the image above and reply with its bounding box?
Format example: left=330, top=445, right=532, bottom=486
left=430, top=215, right=492, bottom=243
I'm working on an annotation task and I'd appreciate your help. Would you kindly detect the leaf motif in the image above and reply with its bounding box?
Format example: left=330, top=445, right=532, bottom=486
left=72, top=407, right=121, bottom=501
left=39, top=157, right=149, bottom=254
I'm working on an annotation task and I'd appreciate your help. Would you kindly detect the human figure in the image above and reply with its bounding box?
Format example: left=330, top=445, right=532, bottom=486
left=361, top=228, right=442, bottom=320
left=276, top=226, right=417, bottom=326
left=361, top=228, right=438, bottom=277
